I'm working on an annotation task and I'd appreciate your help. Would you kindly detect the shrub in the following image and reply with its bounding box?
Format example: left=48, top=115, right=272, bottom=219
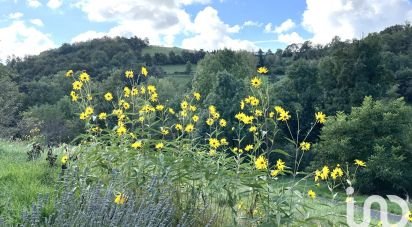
left=312, top=96, right=412, bottom=195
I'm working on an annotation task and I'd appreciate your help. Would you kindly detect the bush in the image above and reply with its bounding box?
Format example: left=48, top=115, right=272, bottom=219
left=312, top=96, right=412, bottom=195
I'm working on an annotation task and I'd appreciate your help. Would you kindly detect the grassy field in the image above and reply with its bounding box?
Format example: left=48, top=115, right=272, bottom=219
left=0, top=140, right=60, bottom=224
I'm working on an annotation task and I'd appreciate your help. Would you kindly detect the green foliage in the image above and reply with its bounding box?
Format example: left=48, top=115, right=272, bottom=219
left=0, top=65, right=23, bottom=137
left=19, top=97, right=83, bottom=143
left=0, top=140, right=58, bottom=224
left=192, top=49, right=256, bottom=98
left=313, top=97, right=412, bottom=195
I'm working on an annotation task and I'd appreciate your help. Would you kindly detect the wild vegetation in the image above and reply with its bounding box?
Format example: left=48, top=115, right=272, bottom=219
left=0, top=23, right=412, bottom=226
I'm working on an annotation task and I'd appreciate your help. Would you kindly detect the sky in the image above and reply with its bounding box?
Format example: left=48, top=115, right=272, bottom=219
left=1, top=0, right=412, bottom=61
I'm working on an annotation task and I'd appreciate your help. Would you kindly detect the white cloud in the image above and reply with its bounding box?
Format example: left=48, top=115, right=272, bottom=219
left=243, top=20, right=262, bottom=27
left=265, top=19, right=296, bottom=33
left=73, top=0, right=194, bottom=46
left=71, top=30, right=106, bottom=43
left=302, top=0, right=412, bottom=44
left=30, top=18, right=44, bottom=27
left=73, top=1, right=256, bottom=50
left=27, top=0, right=41, bottom=8
left=181, top=7, right=257, bottom=51
left=8, top=12, right=23, bottom=20
left=0, top=21, right=55, bottom=61
left=264, top=23, right=273, bottom=33
left=47, top=0, right=63, bottom=9
left=274, top=19, right=295, bottom=33
left=277, top=32, right=305, bottom=45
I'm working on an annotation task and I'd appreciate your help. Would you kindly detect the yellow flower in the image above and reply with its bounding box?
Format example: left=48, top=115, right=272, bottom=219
left=98, top=112, right=107, bottom=120
left=70, top=91, right=78, bottom=102
left=308, top=190, right=316, bottom=199
left=185, top=124, right=194, bottom=133
left=354, top=159, right=366, bottom=167
left=104, top=92, right=113, bottom=101
left=254, top=110, right=263, bottom=117
left=122, top=102, right=130, bottom=110
left=114, top=193, right=127, bottom=205
left=250, top=76, right=262, bottom=88
left=91, top=127, right=101, bottom=133
left=405, top=211, right=412, bottom=222
left=79, top=112, right=87, bottom=120
left=175, top=124, right=183, bottom=131
left=249, top=126, right=257, bottom=133
left=299, top=142, right=311, bottom=151
left=189, top=105, right=197, bottom=112
left=72, top=80, right=83, bottom=90
left=192, top=115, right=199, bottom=122
left=125, top=70, right=134, bottom=78
left=276, top=159, right=286, bottom=171
left=65, top=70, right=73, bottom=77
left=220, top=138, right=228, bottom=146
left=131, top=141, right=142, bottom=149
left=314, top=169, right=322, bottom=182
left=116, top=126, right=127, bottom=136
left=321, top=166, right=330, bottom=180
left=147, top=85, right=156, bottom=94
left=141, top=66, right=148, bottom=77
left=155, top=142, right=164, bottom=150
left=124, top=87, right=131, bottom=97
left=274, top=106, right=285, bottom=114
left=315, top=112, right=327, bottom=124
left=168, top=108, right=175, bottom=115
left=277, top=110, right=291, bottom=121
left=87, top=94, right=93, bottom=101
left=212, top=112, right=220, bottom=120
left=257, top=66, right=269, bottom=74
left=193, top=92, right=201, bottom=101
left=255, top=155, right=268, bottom=170
left=140, top=86, right=146, bottom=94
left=61, top=155, right=69, bottom=164
left=155, top=105, right=164, bottom=111
left=331, top=165, right=344, bottom=180
left=240, top=100, right=245, bottom=110
left=206, top=118, right=214, bottom=126
left=180, top=110, right=187, bottom=117
left=79, top=72, right=90, bottom=82
left=269, top=112, right=275, bottom=118
left=219, top=119, right=227, bottom=127
left=138, top=116, right=145, bottom=123
left=209, top=138, right=220, bottom=149
left=181, top=100, right=189, bottom=110
left=271, top=169, right=281, bottom=177
left=131, top=87, right=139, bottom=96
left=247, top=96, right=259, bottom=106
left=85, top=106, right=93, bottom=116
left=244, top=144, right=253, bottom=152
left=209, top=149, right=217, bottom=156
left=208, top=105, right=216, bottom=114
left=150, top=93, right=159, bottom=102
left=160, top=127, right=169, bottom=135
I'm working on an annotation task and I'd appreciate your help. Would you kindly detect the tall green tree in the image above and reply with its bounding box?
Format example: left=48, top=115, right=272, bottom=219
left=312, top=97, right=412, bottom=195
left=0, top=65, right=23, bottom=137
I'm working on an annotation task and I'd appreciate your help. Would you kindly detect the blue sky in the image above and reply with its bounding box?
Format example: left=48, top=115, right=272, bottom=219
left=1, top=0, right=412, bottom=60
